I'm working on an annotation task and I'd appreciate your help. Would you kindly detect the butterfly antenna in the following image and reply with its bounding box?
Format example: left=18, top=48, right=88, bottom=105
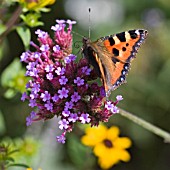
left=72, top=30, right=84, bottom=38
left=88, top=8, right=91, bottom=38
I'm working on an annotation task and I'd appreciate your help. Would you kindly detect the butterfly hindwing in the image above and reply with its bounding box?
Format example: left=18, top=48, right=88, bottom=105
left=82, top=29, right=148, bottom=96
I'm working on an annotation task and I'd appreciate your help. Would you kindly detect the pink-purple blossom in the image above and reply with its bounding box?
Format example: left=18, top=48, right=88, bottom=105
left=21, top=92, right=27, bottom=101
left=40, top=91, right=51, bottom=102
left=71, top=92, right=81, bottom=102
left=66, top=19, right=77, bottom=25
left=32, top=83, right=40, bottom=94
left=64, top=101, right=73, bottom=110
left=81, top=66, right=91, bottom=75
left=45, top=101, right=53, bottom=111
left=79, top=113, right=91, bottom=124
left=56, top=134, right=66, bottom=144
left=40, top=44, right=50, bottom=52
left=28, top=99, right=36, bottom=107
left=62, top=110, right=70, bottom=117
left=55, top=67, right=65, bottom=75
left=52, top=94, right=59, bottom=102
left=116, top=95, right=123, bottom=101
left=46, top=73, right=54, bottom=80
left=68, top=113, right=78, bottom=123
left=74, top=77, right=84, bottom=86
left=59, top=119, right=69, bottom=130
left=53, top=45, right=60, bottom=52
left=35, top=29, right=48, bottom=38
left=45, top=64, right=54, bottom=72
left=58, top=87, right=69, bottom=99
left=64, top=54, right=76, bottom=64
left=51, top=24, right=62, bottom=31
left=21, top=19, right=122, bottom=144
left=20, top=52, right=29, bottom=62
left=59, top=76, right=68, bottom=85
left=30, top=92, right=38, bottom=100
left=26, top=111, right=36, bottom=126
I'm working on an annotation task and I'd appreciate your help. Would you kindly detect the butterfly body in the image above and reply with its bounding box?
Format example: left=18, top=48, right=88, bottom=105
left=82, top=29, right=148, bottom=97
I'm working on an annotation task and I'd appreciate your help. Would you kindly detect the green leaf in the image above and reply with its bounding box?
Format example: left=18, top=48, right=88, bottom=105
left=6, top=157, right=15, bottom=163
left=67, top=134, right=95, bottom=169
left=1, top=59, right=21, bottom=86
left=8, top=149, right=20, bottom=155
left=20, top=13, right=44, bottom=28
left=0, top=23, right=6, bottom=35
left=4, top=89, right=17, bottom=99
left=16, top=26, right=31, bottom=50
left=8, top=163, right=29, bottom=168
left=39, top=7, right=51, bottom=12
left=1, top=58, right=28, bottom=98
left=0, top=110, right=6, bottom=135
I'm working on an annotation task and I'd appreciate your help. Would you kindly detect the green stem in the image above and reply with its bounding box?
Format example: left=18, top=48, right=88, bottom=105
left=0, top=6, right=22, bottom=44
left=119, top=108, right=170, bottom=143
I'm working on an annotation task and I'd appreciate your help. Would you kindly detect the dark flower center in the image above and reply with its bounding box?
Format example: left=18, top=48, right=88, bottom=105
left=103, top=139, right=113, bottom=148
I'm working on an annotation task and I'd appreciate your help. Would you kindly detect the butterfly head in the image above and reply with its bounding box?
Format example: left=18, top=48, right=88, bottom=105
left=82, top=37, right=91, bottom=46
left=82, top=37, right=92, bottom=57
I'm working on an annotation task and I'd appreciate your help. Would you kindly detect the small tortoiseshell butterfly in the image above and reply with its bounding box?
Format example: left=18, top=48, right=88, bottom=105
left=82, top=29, right=148, bottom=97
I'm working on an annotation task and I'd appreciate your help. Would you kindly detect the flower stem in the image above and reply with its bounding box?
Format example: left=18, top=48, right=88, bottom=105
left=119, top=108, right=170, bottom=143
left=0, top=6, right=22, bottom=44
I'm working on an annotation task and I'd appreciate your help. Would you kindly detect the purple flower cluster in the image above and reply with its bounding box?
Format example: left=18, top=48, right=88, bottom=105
left=21, top=19, right=123, bottom=144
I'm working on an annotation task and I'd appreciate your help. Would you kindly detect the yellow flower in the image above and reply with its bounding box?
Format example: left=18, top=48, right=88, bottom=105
left=81, top=125, right=132, bottom=169
left=18, top=0, right=55, bottom=11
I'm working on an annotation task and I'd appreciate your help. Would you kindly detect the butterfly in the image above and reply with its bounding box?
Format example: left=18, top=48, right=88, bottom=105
left=82, top=29, right=148, bottom=97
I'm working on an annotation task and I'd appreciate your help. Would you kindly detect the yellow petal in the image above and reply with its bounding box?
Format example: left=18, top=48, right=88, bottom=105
left=114, top=137, right=132, bottom=149
left=93, top=143, right=108, bottom=156
left=117, top=149, right=131, bottom=162
left=49, top=0, right=55, bottom=4
left=21, top=0, right=56, bottom=10
left=81, top=125, right=107, bottom=146
left=98, top=157, right=119, bottom=169
left=97, top=149, right=120, bottom=169
left=106, top=126, right=120, bottom=141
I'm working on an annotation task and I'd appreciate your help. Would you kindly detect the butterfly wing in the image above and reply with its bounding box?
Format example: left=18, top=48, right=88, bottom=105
left=82, top=29, right=148, bottom=96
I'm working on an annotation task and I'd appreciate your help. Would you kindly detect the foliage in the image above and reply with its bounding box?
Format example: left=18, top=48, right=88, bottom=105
left=0, top=141, right=29, bottom=169
left=0, top=0, right=170, bottom=170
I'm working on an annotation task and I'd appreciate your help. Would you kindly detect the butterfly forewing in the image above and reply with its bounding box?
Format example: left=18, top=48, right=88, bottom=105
left=100, top=29, right=148, bottom=93
left=102, top=29, right=147, bottom=62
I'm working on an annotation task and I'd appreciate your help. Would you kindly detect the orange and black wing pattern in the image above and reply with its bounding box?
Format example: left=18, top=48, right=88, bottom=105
left=100, top=29, right=148, bottom=94
left=82, top=29, right=148, bottom=96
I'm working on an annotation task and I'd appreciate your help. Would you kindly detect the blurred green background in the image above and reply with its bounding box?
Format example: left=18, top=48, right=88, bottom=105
left=0, top=0, right=170, bottom=169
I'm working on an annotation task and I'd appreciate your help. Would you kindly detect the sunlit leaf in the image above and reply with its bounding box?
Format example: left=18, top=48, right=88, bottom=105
left=4, top=89, right=17, bottom=99
left=1, top=58, right=28, bottom=97
left=1, top=59, right=21, bottom=85
left=16, top=26, right=31, bottom=50
left=20, top=13, right=44, bottom=28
